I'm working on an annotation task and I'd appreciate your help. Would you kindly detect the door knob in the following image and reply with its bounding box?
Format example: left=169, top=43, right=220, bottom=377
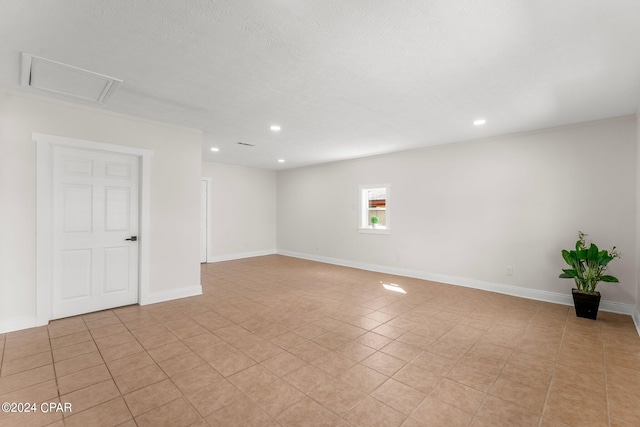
left=125, top=236, right=138, bottom=241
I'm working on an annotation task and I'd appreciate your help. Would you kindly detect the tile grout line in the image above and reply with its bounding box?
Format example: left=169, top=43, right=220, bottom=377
left=0, top=334, right=5, bottom=378
left=603, top=332, right=612, bottom=427
left=90, top=310, right=138, bottom=424
left=537, top=306, right=569, bottom=427
left=46, top=326, right=63, bottom=419
left=116, top=309, right=206, bottom=425
left=457, top=310, right=507, bottom=427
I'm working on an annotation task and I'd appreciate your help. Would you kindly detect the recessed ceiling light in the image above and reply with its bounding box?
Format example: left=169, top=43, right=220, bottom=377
left=270, top=125, right=281, bottom=131
left=473, top=119, right=486, bottom=126
left=210, top=147, right=219, bottom=152
left=278, top=159, right=285, bottom=163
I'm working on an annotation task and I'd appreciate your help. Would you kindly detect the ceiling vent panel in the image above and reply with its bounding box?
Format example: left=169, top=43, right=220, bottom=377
left=21, top=53, right=122, bottom=103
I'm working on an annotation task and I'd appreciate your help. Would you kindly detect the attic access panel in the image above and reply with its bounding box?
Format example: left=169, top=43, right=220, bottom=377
left=21, top=53, right=122, bottom=103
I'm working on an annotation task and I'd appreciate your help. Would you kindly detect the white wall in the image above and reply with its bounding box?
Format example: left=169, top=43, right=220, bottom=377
left=0, top=91, right=202, bottom=331
left=278, top=117, right=637, bottom=307
left=202, top=162, right=276, bottom=261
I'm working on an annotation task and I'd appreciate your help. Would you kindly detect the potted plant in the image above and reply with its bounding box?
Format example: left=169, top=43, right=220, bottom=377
left=559, top=231, right=620, bottom=319
left=370, top=216, right=379, bottom=228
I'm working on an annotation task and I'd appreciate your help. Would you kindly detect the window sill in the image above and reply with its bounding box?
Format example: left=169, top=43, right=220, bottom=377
left=358, top=227, right=390, bottom=235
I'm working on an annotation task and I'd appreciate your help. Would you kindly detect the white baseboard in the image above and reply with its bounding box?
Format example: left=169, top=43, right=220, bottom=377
left=1, top=286, right=203, bottom=334
left=140, top=285, right=203, bottom=306
left=277, top=250, right=637, bottom=316
left=207, top=249, right=277, bottom=263
left=0, top=316, right=43, bottom=334
left=633, top=306, right=640, bottom=337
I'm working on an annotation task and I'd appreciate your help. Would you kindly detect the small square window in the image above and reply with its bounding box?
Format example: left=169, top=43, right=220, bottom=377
left=359, top=184, right=390, bottom=234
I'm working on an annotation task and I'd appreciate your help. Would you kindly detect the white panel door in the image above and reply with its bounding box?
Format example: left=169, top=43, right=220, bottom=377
left=52, top=146, right=139, bottom=319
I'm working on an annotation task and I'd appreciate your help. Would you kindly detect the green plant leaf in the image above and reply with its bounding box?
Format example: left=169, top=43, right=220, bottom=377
left=599, top=256, right=613, bottom=266
left=561, top=233, right=620, bottom=293
left=561, top=250, right=575, bottom=266
left=560, top=269, right=579, bottom=278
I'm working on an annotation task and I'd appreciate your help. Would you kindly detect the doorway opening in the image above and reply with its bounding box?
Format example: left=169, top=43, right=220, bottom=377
left=201, top=178, right=212, bottom=263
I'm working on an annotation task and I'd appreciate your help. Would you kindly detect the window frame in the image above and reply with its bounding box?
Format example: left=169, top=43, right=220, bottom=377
left=358, top=184, right=390, bottom=234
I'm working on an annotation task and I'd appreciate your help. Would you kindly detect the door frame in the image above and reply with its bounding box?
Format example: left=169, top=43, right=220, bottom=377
left=201, top=177, right=212, bottom=263
left=35, top=133, right=153, bottom=325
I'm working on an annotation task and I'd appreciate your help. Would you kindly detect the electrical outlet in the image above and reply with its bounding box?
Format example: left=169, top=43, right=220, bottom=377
left=506, top=266, right=513, bottom=276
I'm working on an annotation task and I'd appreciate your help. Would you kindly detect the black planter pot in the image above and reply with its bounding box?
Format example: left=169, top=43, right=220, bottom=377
left=572, top=289, right=601, bottom=320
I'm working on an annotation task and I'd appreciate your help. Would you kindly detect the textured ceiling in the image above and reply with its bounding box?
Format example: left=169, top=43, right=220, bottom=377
left=1, top=0, right=639, bottom=170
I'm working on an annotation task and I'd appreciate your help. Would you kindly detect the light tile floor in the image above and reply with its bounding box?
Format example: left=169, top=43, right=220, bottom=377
left=1, top=255, right=639, bottom=426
